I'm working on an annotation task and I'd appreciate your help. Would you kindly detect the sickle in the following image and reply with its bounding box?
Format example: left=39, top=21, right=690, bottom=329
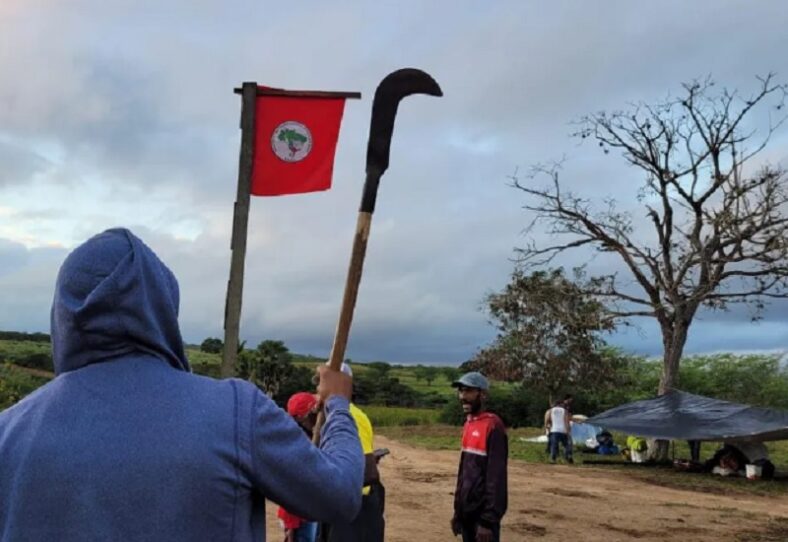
left=314, top=69, right=442, bottom=444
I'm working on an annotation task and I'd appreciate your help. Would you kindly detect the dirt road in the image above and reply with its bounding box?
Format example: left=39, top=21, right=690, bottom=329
left=267, top=435, right=787, bottom=541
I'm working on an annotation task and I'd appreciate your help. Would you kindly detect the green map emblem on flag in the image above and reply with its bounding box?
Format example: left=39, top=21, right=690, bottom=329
left=271, top=121, right=313, bottom=162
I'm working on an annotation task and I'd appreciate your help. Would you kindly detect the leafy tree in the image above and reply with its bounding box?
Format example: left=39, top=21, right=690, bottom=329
left=352, top=371, right=419, bottom=407
left=458, top=360, right=476, bottom=373
left=414, top=365, right=440, bottom=386
left=366, top=362, right=392, bottom=378
left=440, top=367, right=460, bottom=383
left=199, top=337, right=223, bottom=354
left=237, top=340, right=297, bottom=398
left=236, top=344, right=314, bottom=407
left=678, top=353, right=788, bottom=409
left=470, top=268, right=616, bottom=403
left=513, top=76, right=788, bottom=458
left=568, top=347, right=658, bottom=414
left=439, top=385, right=535, bottom=428
left=272, top=365, right=315, bottom=407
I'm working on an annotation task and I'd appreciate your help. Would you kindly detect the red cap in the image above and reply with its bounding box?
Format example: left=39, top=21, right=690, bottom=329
left=287, top=392, right=318, bottom=417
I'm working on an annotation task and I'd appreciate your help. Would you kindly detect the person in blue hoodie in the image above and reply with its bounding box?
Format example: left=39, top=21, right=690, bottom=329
left=0, top=228, right=364, bottom=542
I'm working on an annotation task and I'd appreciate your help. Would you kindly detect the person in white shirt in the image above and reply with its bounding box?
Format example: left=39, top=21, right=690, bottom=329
left=544, top=399, right=573, bottom=463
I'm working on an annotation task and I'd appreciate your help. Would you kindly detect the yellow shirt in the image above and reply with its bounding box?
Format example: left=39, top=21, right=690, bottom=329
left=349, top=403, right=374, bottom=495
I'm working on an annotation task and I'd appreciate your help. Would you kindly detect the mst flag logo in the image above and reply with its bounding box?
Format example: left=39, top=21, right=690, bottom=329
left=271, top=121, right=313, bottom=162
left=251, top=92, right=348, bottom=196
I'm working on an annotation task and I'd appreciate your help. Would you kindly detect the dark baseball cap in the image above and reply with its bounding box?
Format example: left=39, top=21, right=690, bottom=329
left=451, top=371, right=489, bottom=391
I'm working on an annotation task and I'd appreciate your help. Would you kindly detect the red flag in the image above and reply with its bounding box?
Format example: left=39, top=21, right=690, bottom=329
left=251, top=92, right=347, bottom=196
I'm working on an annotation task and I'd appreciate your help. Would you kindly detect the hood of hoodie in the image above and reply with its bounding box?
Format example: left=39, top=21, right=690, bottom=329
left=50, top=228, right=189, bottom=375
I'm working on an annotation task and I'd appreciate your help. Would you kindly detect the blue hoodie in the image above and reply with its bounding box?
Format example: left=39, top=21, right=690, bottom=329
left=0, top=228, right=363, bottom=542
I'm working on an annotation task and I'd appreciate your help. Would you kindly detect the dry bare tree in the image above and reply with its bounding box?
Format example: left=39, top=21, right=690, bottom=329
left=514, top=75, right=788, bottom=456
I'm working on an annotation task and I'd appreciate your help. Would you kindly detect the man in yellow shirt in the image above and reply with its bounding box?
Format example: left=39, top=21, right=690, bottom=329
left=350, top=402, right=375, bottom=496
left=321, top=363, right=385, bottom=542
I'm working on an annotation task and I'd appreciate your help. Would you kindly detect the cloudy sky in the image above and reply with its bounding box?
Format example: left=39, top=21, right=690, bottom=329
left=2, top=0, right=788, bottom=364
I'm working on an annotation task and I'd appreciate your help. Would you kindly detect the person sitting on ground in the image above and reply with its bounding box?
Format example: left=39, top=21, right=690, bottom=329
left=0, top=228, right=364, bottom=542
left=705, top=443, right=748, bottom=477
left=711, top=441, right=775, bottom=480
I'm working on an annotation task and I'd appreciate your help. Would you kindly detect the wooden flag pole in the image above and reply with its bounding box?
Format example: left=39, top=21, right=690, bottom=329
left=222, top=84, right=361, bottom=378
left=222, top=82, right=257, bottom=378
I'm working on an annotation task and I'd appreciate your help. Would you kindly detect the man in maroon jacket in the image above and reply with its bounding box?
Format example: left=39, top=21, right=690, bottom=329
left=450, top=372, right=508, bottom=542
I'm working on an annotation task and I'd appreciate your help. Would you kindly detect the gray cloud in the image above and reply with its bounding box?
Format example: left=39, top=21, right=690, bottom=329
left=0, top=239, right=64, bottom=332
left=0, top=140, right=49, bottom=187
left=0, top=239, right=30, bottom=278
left=2, top=1, right=788, bottom=363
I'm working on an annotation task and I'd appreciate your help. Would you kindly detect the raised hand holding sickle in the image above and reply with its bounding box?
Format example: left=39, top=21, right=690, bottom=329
left=312, top=68, right=442, bottom=444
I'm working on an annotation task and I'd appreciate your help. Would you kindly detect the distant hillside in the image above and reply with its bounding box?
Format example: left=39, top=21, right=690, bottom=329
left=0, top=331, right=456, bottom=369
left=0, top=331, right=50, bottom=343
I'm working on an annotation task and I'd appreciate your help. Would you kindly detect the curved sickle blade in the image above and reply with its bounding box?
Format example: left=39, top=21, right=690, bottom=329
left=366, top=68, right=442, bottom=176
left=361, top=68, right=442, bottom=213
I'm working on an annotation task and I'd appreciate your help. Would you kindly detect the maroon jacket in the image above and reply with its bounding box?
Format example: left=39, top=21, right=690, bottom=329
left=453, top=412, right=508, bottom=528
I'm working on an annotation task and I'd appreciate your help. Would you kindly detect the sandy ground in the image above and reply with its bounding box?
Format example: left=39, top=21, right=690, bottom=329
left=266, top=435, right=788, bottom=541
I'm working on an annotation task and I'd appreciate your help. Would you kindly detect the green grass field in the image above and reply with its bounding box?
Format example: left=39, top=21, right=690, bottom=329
left=0, top=363, right=50, bottom=409
left=362, top=405, right=441, bottom=427
left=387, top=368, right=456, bottom=399
left=0, top=340, right=50, bottom=363
left=184, top=348, right=222, bottom=366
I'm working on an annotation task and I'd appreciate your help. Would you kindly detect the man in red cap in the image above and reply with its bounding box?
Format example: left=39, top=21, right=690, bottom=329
left=277, top=392, right=321, bottom=542
left=288, top=392, right=320, bottom=438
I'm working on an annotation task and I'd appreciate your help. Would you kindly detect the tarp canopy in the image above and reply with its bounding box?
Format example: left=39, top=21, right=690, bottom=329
left=586, top=390, right=788, bottom=442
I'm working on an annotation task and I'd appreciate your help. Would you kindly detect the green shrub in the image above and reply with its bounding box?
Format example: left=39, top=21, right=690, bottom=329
left=199, top=338, right=223, bottom=354
left=0, top=340, right=52, bottom=367
left=191, top=362, right=221, bottom=378
left=0, top=364, right=49, bottom=410
left=16, top=352, right=54, bottom=372
left=439, top=386, right=538, bottom=427
left=353, top=372, right=421, bottom=407
left=272, top=365, right=315, bottom=407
